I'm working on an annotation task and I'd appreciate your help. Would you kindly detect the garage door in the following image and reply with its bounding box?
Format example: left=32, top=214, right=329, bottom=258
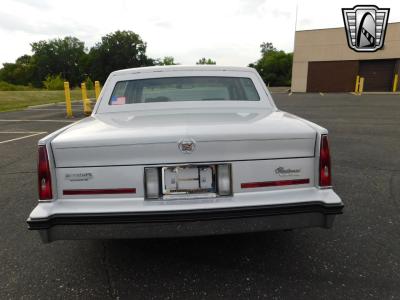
left=359, top=59, right=396, bottom=92
left=307, top=61, right=359, bottom=92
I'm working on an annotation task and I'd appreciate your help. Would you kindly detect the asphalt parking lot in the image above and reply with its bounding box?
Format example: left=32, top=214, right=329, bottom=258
left=0, top=93, right=399, bottom=299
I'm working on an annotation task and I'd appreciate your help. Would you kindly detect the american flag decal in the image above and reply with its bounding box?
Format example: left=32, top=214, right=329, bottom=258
left=111, top=96, right=126, bottom=105
left=342, top=5, right=390, bottom=52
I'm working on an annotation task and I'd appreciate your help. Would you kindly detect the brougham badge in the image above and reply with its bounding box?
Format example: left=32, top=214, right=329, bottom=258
left=275, top=167, right=301, bottom=177
left=178, top=138, right=196, bottom=154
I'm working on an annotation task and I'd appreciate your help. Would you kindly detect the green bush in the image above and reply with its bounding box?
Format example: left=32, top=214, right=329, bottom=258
left=85, top=77, right=94, bottom=90
left=43, top=74, right=65, bottom=90
left=0, top=81, right=34, bottom=91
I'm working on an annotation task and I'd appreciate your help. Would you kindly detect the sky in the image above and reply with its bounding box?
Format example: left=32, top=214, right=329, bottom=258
left=0, top=0, right=399, bottom=67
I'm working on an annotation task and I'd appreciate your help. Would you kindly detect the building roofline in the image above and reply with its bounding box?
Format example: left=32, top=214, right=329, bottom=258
left=296, top=21, right=400, bottom=33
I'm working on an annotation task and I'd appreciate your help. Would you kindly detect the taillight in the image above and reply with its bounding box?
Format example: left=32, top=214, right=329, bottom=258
left=38, top=145, right=53, bottom=200
left=319, top=135, right=332, bottom=187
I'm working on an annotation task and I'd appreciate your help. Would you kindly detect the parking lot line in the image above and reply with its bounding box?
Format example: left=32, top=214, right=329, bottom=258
left=26, top=108, right=68, bottom=111
left=0, top=131, right=48, bottom=134
left=0, top=119, right=76, bottom=123
left=0, top=132, right=47, bottom=144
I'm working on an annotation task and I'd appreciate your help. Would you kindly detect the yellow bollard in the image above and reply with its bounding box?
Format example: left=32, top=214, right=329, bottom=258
left=83, top=98, right=92, bottom=115
left=64, top=82, right=73, bottom=118
left=94, top=81, right=101, bottom=101
left=358, top=77, right=365, bottom=95
left=81, top=83, right=92, bottom=116
left=393, top=74, right=399, bottom=93
left=354, top=75, right=360, bottom=93
left=81, top=82, right=88, bottom=100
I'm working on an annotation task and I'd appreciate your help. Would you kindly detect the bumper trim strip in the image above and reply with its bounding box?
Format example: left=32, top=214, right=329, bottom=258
left=27, top=201, right=343, bottom=230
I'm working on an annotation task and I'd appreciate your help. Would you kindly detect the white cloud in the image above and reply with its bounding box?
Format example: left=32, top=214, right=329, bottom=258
left=296, top=0, right=400, bottom=30
left=0, top=0, right=399, bottom=66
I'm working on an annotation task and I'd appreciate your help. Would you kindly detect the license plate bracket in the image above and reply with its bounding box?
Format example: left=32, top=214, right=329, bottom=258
left=162, top=165, right=216, bottom=197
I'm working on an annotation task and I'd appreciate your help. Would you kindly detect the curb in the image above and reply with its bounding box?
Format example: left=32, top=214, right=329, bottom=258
left=27, top=98, right=96, bottom=109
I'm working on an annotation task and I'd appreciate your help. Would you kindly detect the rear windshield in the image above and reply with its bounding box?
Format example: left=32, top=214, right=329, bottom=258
left=109, top=76, right=260, bottom=105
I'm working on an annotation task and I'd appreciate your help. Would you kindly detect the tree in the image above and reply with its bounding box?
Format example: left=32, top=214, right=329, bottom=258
left=196, top=58, right=216, bottom=65
left=260, top=42, right=276, bottom=55
left=250, top=42, right=293, bottom=86
left=30, top=37, right=87, bottom=87
left=0, top=55, right=35, bottom=85
left=88, top=30, right=154, bottom=83
left=155, top=56, right=177, bottom=65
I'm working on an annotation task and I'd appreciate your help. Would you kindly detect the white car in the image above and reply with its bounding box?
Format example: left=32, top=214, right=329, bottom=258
left=27, top=66, right=343, bottom=243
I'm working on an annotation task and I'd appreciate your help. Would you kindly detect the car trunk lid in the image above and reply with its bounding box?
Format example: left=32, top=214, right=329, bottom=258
left=51, top=109, right=316, bottom=167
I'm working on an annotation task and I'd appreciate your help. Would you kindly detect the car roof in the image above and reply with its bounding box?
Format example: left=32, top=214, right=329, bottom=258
left=110, top=65, right=257, bottom=77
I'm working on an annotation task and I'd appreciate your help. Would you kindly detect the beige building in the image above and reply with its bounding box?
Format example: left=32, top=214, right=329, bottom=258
left=291, top=22, right=400, bottom=92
